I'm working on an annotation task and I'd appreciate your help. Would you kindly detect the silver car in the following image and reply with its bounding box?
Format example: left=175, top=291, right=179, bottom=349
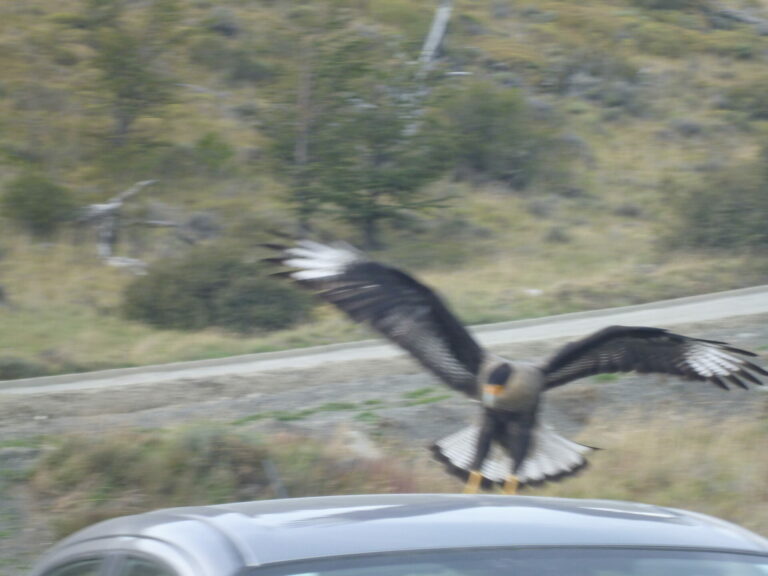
left=29, top=494, right=768, bottom=576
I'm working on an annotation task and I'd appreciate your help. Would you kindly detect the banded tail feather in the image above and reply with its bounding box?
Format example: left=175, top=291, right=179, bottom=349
left=431, top=422, right=593, bottom=488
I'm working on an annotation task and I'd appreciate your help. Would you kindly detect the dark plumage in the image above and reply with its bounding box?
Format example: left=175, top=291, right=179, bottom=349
left=267, top=240, right=766, bottom=491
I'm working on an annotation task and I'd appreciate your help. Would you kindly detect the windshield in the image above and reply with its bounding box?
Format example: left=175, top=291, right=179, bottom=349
left=249, top=547, right=768, bottom=576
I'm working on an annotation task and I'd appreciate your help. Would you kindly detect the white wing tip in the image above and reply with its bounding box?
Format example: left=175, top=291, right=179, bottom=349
left=283, top=240, right=362, bottom=278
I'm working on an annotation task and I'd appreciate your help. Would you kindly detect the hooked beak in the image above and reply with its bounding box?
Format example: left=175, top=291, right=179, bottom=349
left=482, top=384, right=504, bottom=406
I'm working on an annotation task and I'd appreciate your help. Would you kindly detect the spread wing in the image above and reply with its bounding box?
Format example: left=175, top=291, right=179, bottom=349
left=543, top=325, right=766, bottom=390
left=266, top=240, right=485, bottom=397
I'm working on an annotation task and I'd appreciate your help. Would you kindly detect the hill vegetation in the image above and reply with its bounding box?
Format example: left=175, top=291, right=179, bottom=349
left=23, top=413, right=768, bottom=539
left=2, top=0, right=768, bottom=377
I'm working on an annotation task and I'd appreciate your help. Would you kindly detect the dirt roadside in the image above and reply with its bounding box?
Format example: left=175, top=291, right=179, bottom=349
left=1, top=314, right=766, bottom=573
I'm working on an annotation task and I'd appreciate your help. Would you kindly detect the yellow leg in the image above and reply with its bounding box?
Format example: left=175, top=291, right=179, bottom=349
left=502, top=474, right=519, bottom=495
left=463, top=470, right=483, bottom=494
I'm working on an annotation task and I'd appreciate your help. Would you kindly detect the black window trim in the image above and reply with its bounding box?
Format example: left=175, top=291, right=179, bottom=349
left=106, top=550, right=181, bottom=576
left=40, top=547, right=182, bottom=576
left=39, top=553, right=120, bottom=576
left=242, top=544, right=768, bottom=576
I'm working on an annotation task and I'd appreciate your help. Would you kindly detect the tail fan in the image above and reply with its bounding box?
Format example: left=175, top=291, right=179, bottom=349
left=431, top=422, right=593, bottom=489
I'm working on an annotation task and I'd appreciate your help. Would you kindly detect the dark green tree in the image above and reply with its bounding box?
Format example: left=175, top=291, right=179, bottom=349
left=312, top=81, right=446, bottom=249
left=263, top=4, right=379, bottom=235
left=264, top=4, right=445, bottom=246
left=74, top=0, right=181, bottom=145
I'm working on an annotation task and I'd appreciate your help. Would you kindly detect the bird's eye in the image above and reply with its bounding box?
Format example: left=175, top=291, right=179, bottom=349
left=488, top=363, right=512, bottom=385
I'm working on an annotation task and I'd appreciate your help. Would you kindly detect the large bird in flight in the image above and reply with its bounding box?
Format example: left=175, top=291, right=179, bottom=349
left=267, top=240, right=766, bottom=493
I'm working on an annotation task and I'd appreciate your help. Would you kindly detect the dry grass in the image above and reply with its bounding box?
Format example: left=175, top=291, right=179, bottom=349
left=26, top=408, right=768, bottom=539
left=535, top=411, right=768, bottom=536
left=27, top=424, right=446, bottom=538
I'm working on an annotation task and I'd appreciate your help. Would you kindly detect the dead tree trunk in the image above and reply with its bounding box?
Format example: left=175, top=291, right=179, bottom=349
left=78, top=179, right=157, bottom=262
left=417, top=0, right=453, bottom=79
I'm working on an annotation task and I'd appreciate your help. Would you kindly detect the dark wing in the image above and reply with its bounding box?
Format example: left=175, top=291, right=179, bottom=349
left=543, top=325, right=766, bottom=390
left=266, top=240, right=485, bottom=397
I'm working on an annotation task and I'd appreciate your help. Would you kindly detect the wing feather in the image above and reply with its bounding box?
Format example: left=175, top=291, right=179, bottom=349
left=267, top=240, right=484, bottom=397
left=543, top=325, right=766, bottom=390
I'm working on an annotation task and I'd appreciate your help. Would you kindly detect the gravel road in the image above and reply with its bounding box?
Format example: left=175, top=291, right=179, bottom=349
left=2, top=313, right=765, bottom=446
left=4, top=284, right=768, bottom=396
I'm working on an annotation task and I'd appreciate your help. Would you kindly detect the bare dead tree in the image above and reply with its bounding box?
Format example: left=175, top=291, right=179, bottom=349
left=416, top=0, right=453, bottom=80
left=78, top=180, right=218, bottom=274
left=79, top=180, right=158, bottom=258
left=77, top=180, right=169, bottom=274
left=402, top=0, right=456, bottom=138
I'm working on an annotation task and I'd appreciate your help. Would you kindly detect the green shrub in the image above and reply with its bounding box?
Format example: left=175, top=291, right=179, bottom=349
left=544, top=49, right=640, bottom=94
left=194, top=132, right=234, bottom=175
left=95, top=138, right=231, bottom=180
left=0, top=356, right=49, bottom=380
left=367, top=0, right=433, bottom=50
left=188, top=35, right=233, bottom=70
left=188, top=36, right=276, bottom=85
left=204, top=7, right=240, bottom=37
left=724, top=75, right=768, bottom=119
left=429, top=81, right=551, bottom=188
left=630, top=0, right=706, bottom=9
left=212, top=276, right=306, bottom=333
left=701, top=29, right=759, bottom=60
left=1, top=174, right=76, bottom=238
left=122, top=245, right=313, bottom=333
left=227, top=49, right=276, bottom=84
left=633, top=22, right=698, bottom=58
left=665, top=158, right=768, bottom=250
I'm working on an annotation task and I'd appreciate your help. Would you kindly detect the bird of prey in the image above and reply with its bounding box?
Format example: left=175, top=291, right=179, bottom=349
left=266, top=240, right=766, bottom=494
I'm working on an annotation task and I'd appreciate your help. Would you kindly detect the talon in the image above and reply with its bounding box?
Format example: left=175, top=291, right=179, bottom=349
left=463, top=470, right=483, bottom=494
left=503, top=474, right=519, bottom=495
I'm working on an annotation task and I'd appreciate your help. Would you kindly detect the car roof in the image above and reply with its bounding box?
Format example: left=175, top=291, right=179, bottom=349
left=54, top=494, right=768, bottom=568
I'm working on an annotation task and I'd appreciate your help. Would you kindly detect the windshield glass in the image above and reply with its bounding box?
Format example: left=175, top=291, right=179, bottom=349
left=250, top=548, right=768, bottom=576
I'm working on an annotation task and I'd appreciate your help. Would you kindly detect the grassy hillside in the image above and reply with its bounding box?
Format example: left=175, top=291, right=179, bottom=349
left=1, top=0, right=768, bottom=377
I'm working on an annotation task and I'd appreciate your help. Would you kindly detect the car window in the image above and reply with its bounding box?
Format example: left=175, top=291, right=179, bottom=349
left=250, top=548, right=768, bottom=576
left=116, top=556, right=178, bottom=576
left=42, top=558, right=103, bottom=576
